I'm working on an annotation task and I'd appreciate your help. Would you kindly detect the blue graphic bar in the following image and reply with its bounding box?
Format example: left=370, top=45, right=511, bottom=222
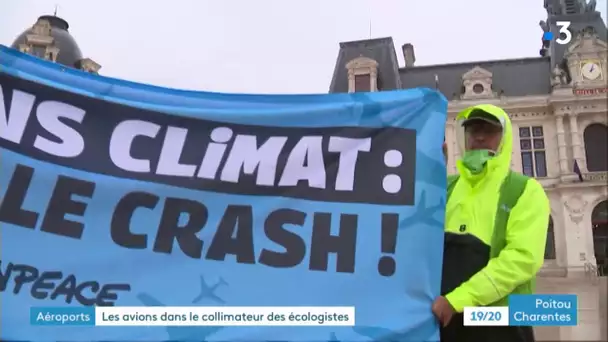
left=30, top=307, right=95, bottom=326
left=508, top=294, right=577, bottom=326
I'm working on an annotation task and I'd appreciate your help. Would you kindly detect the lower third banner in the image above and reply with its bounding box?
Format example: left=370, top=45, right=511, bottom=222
left=0, top=45, right=448, bottom=341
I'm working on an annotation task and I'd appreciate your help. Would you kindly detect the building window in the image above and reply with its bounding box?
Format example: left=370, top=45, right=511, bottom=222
left=346, top=57, right=378, bottom=93
left=520, top=126, right=547, bottom=177
left=564, top=0, right=578, bottom=14
left=472, top=83, right=484, bottom=94
left=460, top=66, right=495, bottom=100
left=354, top=74, right=371, bottom=92
left=545, top=216, right=556, bottom=260
left=584, top=123, right=608, bottom=172
left=592, top=200, right=608, bottom=276
left=30, top=45, right=46, bottom=58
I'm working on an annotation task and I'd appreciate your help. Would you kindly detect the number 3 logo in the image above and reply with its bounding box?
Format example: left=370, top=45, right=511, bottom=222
left=556, top=21, right=572, bottom=45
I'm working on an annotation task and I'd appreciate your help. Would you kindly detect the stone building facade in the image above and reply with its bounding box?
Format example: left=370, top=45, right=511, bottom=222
left=6, top=3, right=606, bottom=340
left=329, top=0, right=607, bottom=340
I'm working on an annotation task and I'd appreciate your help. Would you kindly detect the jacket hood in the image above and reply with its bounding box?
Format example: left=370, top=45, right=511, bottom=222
left=455, top=104, right=512, bottom=183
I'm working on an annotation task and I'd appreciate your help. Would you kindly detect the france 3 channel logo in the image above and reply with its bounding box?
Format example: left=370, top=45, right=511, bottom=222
left=463, top=294, right=578, bottom=327
left=543, top=21, right=573, bottom=45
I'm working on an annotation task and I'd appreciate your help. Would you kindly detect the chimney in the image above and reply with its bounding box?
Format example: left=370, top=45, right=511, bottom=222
left=402, top=43, right=416, bottom=67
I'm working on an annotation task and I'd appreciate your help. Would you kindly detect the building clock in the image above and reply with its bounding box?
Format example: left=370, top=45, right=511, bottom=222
left=580, top=60, right=602, bottom=80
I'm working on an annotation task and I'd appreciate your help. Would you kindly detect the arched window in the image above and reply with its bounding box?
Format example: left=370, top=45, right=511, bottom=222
left=545, top=216, right=556, bottom=260
left=584, top=124, right=608, bottom=172
left=582, top=26, right=596, bottom=35
left=592, top=200, right=608, bottom=275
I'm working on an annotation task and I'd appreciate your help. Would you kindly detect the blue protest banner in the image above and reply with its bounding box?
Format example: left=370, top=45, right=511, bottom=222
left=0, top=45, right=447, bottom=341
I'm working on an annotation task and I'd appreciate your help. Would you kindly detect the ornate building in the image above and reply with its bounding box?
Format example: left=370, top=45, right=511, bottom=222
left=10, top=15, right=101, bottom=73
left=329, top=0, right=606, bottom=340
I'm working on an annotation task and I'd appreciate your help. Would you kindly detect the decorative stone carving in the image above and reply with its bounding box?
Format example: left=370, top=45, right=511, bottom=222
left=18, top=44, right=30, bottom=53
left=346, top=56, right=378, bottom=70
left=570, top=215, right=583, bottom=224
left=25, top=18, right=54, bottom=46
left=345, top=56, right=378, bottom=93
left=460, top=66, right=496, bottom=100
left=583, top=171, right=608, bottom=182
left=567, top=29, right=608, bottom=53
left=565, top=28, right=608, bottom=88
left=31, top=19, right=52, bottom=37
left=507, top=111, right=548, bottom=119
left=539, top=20, right=549, bottom=35
left=77, top=58, right=102, bottom=73
left=554, top=105, right=573, bottom=116
left=19, top=18, right=59, bottom=60
left=565, top=195, right=588, bottom=214
left=551, top=64, right=569, bottom=88
left=582, top=26, right=596, bottom=36
left=579, top=102, right=608, bottom=114
left=565, top=195, right=588, bottom=224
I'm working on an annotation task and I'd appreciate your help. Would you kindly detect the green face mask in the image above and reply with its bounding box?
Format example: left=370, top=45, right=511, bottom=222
left=461, top=149, right=495, bottom=174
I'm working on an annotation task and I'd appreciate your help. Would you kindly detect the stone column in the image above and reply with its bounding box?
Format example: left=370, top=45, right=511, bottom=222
left=569, top=112, right=587, bottom=172
left=600, top=276, right=607, bottom=341
left=562, top=194, right=591, bottom=276
left=451, top=120, right=460, bottom=172
left=555, top=113, right=569, bottom=174
left=370, top=69, right=378, bottom=92
left=347, top=70, right=355, bottom=93
left=445, top=123, right=453, bottom=172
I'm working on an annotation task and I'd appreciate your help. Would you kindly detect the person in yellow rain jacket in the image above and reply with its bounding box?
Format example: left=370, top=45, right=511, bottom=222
left=433, top=104, right=550, bottom=342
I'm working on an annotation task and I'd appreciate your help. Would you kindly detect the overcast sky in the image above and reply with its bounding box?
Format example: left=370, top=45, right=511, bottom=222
left=2, top=0, right=607, bottom=94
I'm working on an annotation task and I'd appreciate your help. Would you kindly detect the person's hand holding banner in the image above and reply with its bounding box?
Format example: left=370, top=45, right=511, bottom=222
left=432, top=296, right=455, bottom=327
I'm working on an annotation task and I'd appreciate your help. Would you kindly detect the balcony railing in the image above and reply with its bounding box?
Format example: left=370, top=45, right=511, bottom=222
left=584, top=259, right=607, bottom=281
left=583, top=171, right=608, bottom=182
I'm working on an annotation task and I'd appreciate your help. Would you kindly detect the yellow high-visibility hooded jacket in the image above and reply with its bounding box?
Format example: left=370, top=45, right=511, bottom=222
left=441, top=104, right=551, bottom=312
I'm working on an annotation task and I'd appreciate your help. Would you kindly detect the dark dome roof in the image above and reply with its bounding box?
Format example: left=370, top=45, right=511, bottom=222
left=11, top=15, right=83, bottom=67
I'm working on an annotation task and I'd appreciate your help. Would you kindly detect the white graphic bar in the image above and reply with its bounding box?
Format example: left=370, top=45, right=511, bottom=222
left=95, top=306, right=355, bottom=326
